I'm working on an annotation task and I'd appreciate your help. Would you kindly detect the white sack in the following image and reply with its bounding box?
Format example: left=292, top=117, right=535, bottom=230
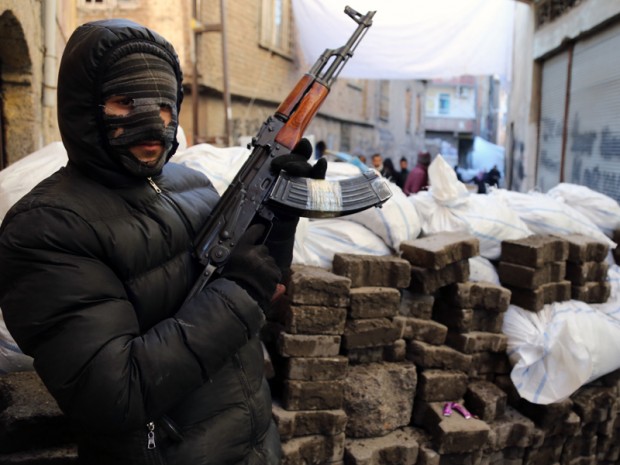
left=503, top=298, right=620, bottom=404
left=293, top=218, right=391, bottom=269
left=410, top=155, right=532, bottom=260
left=468, top=256, right=500, bottom=285
left=173, top=143, right=251, bottom=195
left=0, top=142, right=68, bottom=222
left=489, top=189, right=616, bottom=249
left=335, top=164, right=422, bottom=251
left=547, top=183, right=620, bottom=238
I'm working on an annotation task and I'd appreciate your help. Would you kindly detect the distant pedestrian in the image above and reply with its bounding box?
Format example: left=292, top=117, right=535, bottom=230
left=404, top=151, right=431, bottom=195
left=396, top=157, right=409, bottom=189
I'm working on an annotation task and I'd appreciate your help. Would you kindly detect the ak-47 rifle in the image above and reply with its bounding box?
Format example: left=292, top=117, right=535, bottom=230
left=188, top=6, right=391, bottom=300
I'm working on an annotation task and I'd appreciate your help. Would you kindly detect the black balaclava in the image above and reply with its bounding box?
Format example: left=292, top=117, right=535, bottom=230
left=101, top=52, right=178, bottom=177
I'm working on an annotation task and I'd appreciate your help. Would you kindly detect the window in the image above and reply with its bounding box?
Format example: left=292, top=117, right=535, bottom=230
left=438, top=93, right=450, bottom=115
left=260, top=0, right=292, bottom=57
left=379, top=80, right=390, bottom=121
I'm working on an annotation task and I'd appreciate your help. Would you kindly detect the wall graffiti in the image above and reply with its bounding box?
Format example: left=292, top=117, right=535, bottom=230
left=537, top=112, right=620, bottom=200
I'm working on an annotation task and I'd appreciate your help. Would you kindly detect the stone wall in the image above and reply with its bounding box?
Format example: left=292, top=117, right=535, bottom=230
left=1, top=232, right=619, bottom=464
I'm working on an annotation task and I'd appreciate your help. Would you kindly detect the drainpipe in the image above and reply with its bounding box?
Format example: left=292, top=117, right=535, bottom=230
left=43, top=0, right=57, bottom=107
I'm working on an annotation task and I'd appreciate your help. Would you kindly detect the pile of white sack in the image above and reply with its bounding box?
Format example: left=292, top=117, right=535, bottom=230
left=3, top=142, right=620, bottom=406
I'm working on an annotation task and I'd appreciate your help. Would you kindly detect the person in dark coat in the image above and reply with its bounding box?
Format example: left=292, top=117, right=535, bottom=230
left=404, top=151, right=431, bottom=195
left=396, top=156, right=410, bottom=189
left=0, top=19, right=324, bottom=465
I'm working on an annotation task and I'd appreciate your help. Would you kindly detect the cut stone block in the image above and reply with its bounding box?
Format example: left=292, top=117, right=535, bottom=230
left=563, top=233, right=610, bottom=263
left=288, top=265, right=351, bottom=307
left=281, top=304, right=347, bottom=335
left=571, top=386, right=617, bottom=424
left=464, top=380, right=507, bottom=422
left=506, top=280, right=571, bottom=312
left=416, top=369, right=468, bottom=402
left=284, top=356, right=348, bottom=381
left=399, top=232, right=480, bottom=270
left=498, top=261, right=566, bottom=289
left=332, top=253, right=411, bottom=288
left=344, top=346, right=384, bottom=365
left=342, top=318, right=400, bottom=350
left=571, top=282, right=611, bottom=304
left=278, top=333, right=341, bottom=357
left=344, top=427, right=421, bottom=465
left=406, top=340, right=472, bottom=372
left=280, top=432, right=345, bottom=465
left=409, top=260, right=470, bottom=294
left=438, top=282, right=511, bottom=313
left=282, top=379, right=345, bottom=411
left=272, top=402, right=347, bottom=440
left=445, top=331, right=508, bottom=354
left=344, top=362, right=417, bottom=438
left=565, top=261, right=609, bottom=286
left=470, top=351, right=511, bottom=377
left=400, top=290, right=435, bottom=319
left=393, top=316, right=447, bottom=345
left=349, top=287, right=401, bottom=319
left=487, top=406, right=536, bottom=450
left=433, top=304, right=504, bottom=334
left=412, top=400, right=490, bottom=454
left=501, top=235, right=568, bottom=268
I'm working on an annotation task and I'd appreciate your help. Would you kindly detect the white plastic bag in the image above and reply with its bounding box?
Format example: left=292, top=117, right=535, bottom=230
left=547, top=183, right=620, bottom=238
left=293, top=218, right=391, bottom=269
left=410, top=155, right=532, bottom=260
left=0, top=142, right=68, bottom=221
left=503, top=299, right=620, bottom=404
left=489, top=189, right=616, bottom=249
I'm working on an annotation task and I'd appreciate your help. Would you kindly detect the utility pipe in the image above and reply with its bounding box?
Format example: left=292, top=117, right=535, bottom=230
left=43, top=0, right=57, bottom=107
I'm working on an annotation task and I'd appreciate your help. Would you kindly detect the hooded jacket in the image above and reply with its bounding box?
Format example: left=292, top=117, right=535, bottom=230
left=0, top=20, right=280, bottom=465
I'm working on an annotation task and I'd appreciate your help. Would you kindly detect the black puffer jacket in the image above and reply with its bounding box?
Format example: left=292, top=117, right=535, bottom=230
left=0, top=20, right=280, bottom=465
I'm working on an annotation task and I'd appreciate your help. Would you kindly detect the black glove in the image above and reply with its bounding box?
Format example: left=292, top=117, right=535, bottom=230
left=271, top=138, right=327, bottom=180
left=220, top=224, right=281, bottom=310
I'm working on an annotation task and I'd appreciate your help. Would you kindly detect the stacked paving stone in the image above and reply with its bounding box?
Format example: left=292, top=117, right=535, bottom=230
left=495, top=370, right=620, bottom=465
left=400, top=233, right=501, bottom=464
left=498, top=235, right=571, bottom=311
left=563, top=233, right=611, bottom=304
left=434, top=282, right=512, bottom=383
left=265, top=265, right=351, bottom=465
left=331, top=254, right=424, bottom=465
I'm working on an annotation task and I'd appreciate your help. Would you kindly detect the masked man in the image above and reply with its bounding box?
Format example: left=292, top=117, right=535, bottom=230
left=0, top=19, right=324, bottom=465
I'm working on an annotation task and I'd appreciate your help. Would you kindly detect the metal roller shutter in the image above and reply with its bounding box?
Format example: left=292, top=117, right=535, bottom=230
left=536, top=51, right=568, bottom=192
left=564, top=22, right=620, bottom=201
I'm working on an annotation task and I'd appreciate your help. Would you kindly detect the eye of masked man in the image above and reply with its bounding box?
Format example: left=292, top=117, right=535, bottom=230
left=100, top=52, right=178, bottom=177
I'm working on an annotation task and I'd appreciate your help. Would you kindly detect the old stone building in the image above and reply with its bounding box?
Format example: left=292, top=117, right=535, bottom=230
left=0, top=0, right=428, bottom=170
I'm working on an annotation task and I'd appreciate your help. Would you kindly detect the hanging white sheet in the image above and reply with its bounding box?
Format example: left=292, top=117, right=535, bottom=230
left=292, top=0, right=516, bottom=80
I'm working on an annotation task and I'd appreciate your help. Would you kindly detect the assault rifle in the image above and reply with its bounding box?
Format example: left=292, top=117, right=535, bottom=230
left=188, top=6, right=391, bottom=300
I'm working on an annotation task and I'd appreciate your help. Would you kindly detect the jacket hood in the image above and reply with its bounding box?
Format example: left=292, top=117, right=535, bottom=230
left=57, top=19, right=184, bottom=186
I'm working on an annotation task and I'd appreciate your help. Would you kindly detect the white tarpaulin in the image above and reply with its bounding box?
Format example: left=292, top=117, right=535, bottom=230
left=292, top=0, right=516, bottom=80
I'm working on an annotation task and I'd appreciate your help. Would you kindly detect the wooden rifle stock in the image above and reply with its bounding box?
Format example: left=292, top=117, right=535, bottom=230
left=186, top=6, right=386, bottom=302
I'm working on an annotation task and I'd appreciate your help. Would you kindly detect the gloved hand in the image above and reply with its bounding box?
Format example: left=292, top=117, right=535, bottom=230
left=220, top=224, right=281, bottom=310
left=271, top=138, right=328, bottom=180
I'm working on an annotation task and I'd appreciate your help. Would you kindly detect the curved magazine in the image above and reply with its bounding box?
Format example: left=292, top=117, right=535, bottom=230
left=268, top=170, right=393, bottom=218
